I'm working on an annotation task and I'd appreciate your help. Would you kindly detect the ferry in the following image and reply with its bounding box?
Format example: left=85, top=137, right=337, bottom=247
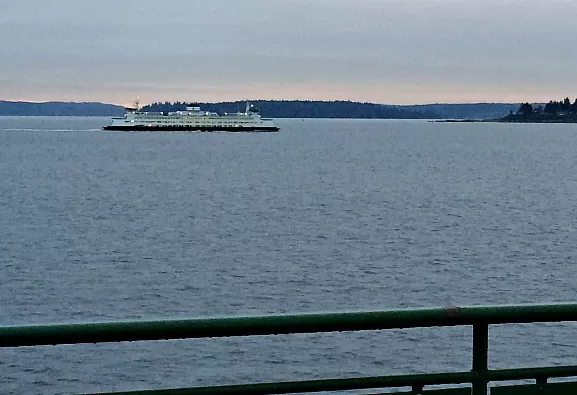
left=103, top=99, right=279, bottom=132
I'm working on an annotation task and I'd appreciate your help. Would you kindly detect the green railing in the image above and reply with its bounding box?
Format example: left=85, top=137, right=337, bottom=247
left=2, top=304, right=577, bottom=394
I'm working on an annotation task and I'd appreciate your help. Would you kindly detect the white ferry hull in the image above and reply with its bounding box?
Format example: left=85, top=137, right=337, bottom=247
left=103, top=124, right=279, bottom=132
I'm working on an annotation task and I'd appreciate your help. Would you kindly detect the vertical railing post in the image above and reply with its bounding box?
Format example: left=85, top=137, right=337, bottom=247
left=472, top=323, right=489, bottom=395
left=536, top=377, right=547, bottom=385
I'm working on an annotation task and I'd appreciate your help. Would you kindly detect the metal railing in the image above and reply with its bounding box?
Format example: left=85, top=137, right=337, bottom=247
left=2, top=304, right=577, bottom=394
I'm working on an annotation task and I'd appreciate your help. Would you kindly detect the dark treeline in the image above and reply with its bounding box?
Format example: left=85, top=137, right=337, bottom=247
left=517, top=98, right=577, bottom=115
left=141, top=100, right=437, bottom=119
left=506, top=97, right=577, bottom=122
left=543, top=97, right=577, bottom=114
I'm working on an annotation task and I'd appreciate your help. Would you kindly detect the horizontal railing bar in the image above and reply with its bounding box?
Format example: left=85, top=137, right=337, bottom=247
left=487, top=365, right=577, bottom=381
left=78, top=371, right=475, bottom=395
left=81, top=366, right=577, bottom=395
left=2, top=303, right=577, bottom=347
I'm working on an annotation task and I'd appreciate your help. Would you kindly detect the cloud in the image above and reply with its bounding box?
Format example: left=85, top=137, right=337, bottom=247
left=1, top=0, right=576, bottom=104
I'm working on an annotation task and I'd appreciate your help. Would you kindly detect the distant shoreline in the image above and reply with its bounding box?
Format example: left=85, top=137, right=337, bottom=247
left=435, top=117, right=577, bottom=124
left=0, top=100, right=523, bottom=120
left=429, top=119, right=577, bottom=124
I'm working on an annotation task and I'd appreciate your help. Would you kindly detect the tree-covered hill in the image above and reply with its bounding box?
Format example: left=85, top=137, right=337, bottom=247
left=0, top=101, right=124, bottom=116
left=142, top=100, right=438, bottom=119
left=142, top=100, right=527, bottom=120
left=0, top=99, right=540, bottom=120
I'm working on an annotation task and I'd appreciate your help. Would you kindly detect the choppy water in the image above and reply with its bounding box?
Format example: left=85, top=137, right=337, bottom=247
left=1, top=117, right=577, bottom=394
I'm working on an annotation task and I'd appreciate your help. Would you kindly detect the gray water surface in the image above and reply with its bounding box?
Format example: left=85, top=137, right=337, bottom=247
left=1, top=117, right=577, bottom=394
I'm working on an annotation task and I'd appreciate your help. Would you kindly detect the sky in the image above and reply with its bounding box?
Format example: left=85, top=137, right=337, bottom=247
left=1, top=0, right=576, bottom=106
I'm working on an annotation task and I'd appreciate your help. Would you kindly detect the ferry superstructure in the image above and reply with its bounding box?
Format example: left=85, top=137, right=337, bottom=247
left=103, top=100, right=279, bottom=132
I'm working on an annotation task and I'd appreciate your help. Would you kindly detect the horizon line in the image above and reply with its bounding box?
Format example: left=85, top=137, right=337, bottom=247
left=0, top=98, right=538, bottom=107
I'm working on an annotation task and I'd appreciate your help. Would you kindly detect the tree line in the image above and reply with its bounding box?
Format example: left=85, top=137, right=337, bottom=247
left=517, top=97, right=577, bottom=116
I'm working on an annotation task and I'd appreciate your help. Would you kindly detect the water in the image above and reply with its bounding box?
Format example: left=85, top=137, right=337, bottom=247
left=1, top=117, right=577, bottom=394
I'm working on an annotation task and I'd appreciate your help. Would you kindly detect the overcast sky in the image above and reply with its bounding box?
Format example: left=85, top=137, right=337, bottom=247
left=1, top=0, right=576, bottom=105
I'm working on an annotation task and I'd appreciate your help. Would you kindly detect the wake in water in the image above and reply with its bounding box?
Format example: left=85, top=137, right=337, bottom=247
left=1, top=128, right=103, bottom=132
